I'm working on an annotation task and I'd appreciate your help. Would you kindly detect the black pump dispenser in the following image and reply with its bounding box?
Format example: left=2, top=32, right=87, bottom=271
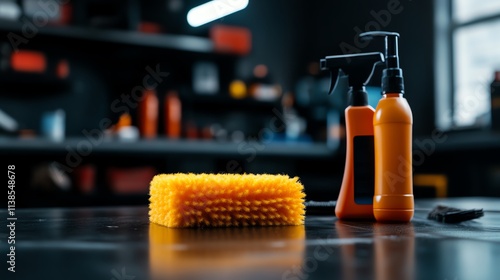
left=320, top=52, right=384, bottom=106
left=359, top=31, right=404, bottom=94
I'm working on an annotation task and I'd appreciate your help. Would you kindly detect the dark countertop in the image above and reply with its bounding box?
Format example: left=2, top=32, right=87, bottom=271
left=2, top=197, right=500, bottom=280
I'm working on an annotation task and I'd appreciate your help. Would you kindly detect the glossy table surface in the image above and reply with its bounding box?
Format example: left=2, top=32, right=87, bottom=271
left=2, top=197, right=500, bottom=280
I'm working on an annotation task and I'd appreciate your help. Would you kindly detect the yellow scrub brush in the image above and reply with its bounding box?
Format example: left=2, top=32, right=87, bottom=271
left=149, top=173, right=305, bottom=228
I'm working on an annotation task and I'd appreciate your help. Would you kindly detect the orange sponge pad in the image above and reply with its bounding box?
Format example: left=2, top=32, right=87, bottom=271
left=149, top=173, right=305, bottom=228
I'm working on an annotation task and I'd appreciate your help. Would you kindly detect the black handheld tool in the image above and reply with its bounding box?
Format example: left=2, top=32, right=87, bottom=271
left=428, top=205, right=484, bottom=223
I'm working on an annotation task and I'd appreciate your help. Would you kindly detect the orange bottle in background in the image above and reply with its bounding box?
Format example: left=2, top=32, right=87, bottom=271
left=360, top=31, right=414, bottom=222
left=139, top=89, right=159, bottom=139
left=320, top=52, right=384, bottom=220
left=164, top=91, right=181, bottom=138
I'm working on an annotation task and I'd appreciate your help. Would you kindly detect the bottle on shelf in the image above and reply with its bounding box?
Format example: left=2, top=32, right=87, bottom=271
left=138, top=88, right=159, bottom=139
left=164, top=90, right=182, bottom=139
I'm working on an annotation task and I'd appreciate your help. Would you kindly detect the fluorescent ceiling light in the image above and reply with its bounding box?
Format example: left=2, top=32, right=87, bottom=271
left=187, top=0, right=249, bottom=27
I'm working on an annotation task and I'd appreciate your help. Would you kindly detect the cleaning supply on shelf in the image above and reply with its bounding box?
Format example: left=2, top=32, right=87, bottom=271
left=108, top=166, right=156, bottom=194
left=248, top=64, right=282, bottom=101
left=0, top=108, right=18, bottom=134
left=139, top=88, right=159, bottom=139
left=138, top=21, right=163, bottom=34
left=23, top=0, right=72, bottom=25
left=56, top=59, right=70, bottom=79
left=10, top=50, right=46, bottom=73
left=360, top=31, right=414, bottom=222
left=282, top=92, right=307, bottom=142
left=149, top=173, right=305, bottom=228
left=193, top=61, right=219, bottom=95
left=73, top=165, right=96, bottom=194
left=114, top=112, right=139, bottom=141
left=184, top=121, right=199, bottom=139
left=229, top=79, right=247, bottom=99
left=164, top=90, right=181, bottom=138
left=320, top=52, right=384, bottom=220
left=210, top=24, right=252, bottom=55
left=41, top=109, right=65, bottom=142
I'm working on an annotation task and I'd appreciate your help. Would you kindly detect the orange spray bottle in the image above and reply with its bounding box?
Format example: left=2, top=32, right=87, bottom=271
left=360, top=31, right=414, bottom=222
left=320, top=52, right=384, bottom=220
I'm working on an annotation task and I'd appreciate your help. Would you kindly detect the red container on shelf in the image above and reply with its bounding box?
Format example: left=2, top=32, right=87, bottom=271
left=10, top=50, right=47, bottom=73
left=73, top=165, right=96, bottom=194
left=107, top=166, right=156, bottom=194
left=164, top=91, right=182, bottom=138
left=138, top=89, right=159, bottom=139
left=210, top=25, right=252, bottom=55
left=138, top=21, right=163, bottom=34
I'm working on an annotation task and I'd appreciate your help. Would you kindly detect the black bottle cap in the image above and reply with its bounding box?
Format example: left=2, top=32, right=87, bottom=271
left=359, top=31, right=404, bottom=95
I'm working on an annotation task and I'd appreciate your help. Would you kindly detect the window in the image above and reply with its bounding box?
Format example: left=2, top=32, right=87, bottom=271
left=435, top=1, right=500, bottom=129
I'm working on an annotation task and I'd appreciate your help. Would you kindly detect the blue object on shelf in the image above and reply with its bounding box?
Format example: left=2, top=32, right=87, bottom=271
left=41, top=109, right=65, bottom=142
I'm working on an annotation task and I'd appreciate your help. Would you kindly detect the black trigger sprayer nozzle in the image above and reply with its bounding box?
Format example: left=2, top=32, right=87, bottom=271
left=320, top=52, right=384, bottom=105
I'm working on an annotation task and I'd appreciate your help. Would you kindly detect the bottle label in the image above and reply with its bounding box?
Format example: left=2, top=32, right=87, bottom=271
left=353, top=135, right=375, bottom=204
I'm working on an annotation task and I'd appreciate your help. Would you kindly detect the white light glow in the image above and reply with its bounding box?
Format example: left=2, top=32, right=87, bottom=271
left=187, top=0, right=249, bottom=27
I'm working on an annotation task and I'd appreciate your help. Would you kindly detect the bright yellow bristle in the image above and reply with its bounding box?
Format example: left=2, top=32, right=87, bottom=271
left=149, top=173, right=306, bottom=228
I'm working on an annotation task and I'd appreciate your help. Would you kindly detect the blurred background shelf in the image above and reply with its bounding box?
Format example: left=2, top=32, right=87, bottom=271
left=182, top=94, right=281, bottom=109
left=0, top=20, right=215, bottom=53
left=0, top=138, right=335, bottom=158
